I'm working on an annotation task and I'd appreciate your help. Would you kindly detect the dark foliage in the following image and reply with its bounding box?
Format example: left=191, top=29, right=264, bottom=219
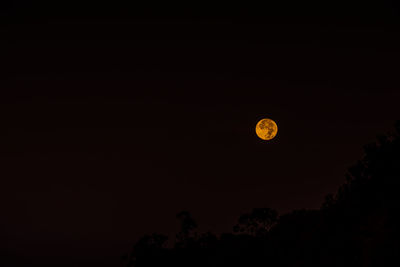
left=127, top=121, right=400, bottom=267
left=233, top=208, right=278, bottom=236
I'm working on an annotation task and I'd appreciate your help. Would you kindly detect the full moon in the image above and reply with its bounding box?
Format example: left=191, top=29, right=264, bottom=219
left=255, top=118, right=278, bottom=140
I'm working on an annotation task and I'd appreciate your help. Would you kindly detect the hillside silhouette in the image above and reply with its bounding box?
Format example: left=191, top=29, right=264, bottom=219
left=125, top=121, right=400, bottom=267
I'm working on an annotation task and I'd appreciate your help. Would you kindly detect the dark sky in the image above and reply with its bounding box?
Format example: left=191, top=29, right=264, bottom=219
left=1, top=1, right=400, bottom=266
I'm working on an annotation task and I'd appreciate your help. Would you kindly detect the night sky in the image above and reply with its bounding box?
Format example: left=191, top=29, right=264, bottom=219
left=1, top=1, right=400, bottom=266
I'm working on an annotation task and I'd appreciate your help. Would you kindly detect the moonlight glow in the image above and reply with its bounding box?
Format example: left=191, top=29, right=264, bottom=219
left=255, top=118, right=278, bottom=140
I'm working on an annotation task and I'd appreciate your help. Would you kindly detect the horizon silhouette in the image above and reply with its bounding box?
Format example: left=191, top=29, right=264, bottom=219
left=126, top=121, right=400, bottom=267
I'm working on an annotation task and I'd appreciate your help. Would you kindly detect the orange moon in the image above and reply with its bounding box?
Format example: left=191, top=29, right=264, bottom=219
left=255, top=118, right=278, bottom=140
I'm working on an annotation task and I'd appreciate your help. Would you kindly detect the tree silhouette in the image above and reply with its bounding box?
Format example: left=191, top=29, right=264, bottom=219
left=233, top=208, right=278, bottom=236
left=320, top=120, right=400, bottom=267
left=128, top=121, right=400, bottom=267
left=127, top=233, right=168, bottom=267
left=175, top=211, right=198, bottom=248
